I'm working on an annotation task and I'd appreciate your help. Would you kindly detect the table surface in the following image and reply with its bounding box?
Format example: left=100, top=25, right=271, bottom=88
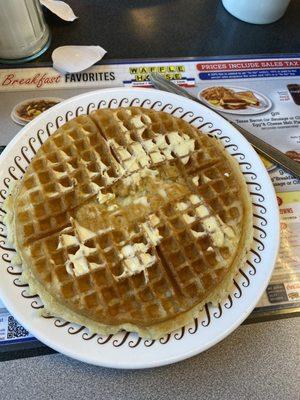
left=1, top=318, right=299, bottom=400
left=35, top=0, right=300, bottom=64
left=1, top=1, right=300, bottom=397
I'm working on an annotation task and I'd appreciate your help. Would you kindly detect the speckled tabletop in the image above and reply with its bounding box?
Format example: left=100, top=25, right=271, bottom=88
left=1, top=318, right=299, bottom=400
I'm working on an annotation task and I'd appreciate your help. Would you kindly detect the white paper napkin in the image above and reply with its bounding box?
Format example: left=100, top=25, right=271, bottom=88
left=40, top=0, right=78, bottom=21
left=52, top=46, right=107, bottom=73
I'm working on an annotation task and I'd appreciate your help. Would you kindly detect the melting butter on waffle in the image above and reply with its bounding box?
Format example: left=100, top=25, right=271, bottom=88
left=4, top=107, right=253, bottom=339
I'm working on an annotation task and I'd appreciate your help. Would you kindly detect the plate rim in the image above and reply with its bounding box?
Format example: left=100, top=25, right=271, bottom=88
left=0, top=87, right=280, bottom=368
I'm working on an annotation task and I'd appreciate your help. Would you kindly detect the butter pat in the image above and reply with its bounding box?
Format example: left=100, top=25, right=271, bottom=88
left=203, top=175, right=211, bottom=183
left=195, top=205, right=210, bottom=218
left=191, top=230, right=206, bottom=238
left=64, top=241, right=96, bottom=277
left=141, top=221, right=162, bottom=246
left=183, top=213, right=196, bottom=224
left=133, top=196, right=149, bottom=207
left=158, top=188, right=167, bottom=199
left=166, top=131, right=195, bottom=164
left=123, top=158, right=139, bottom=172
left=121, top=244, right=136, bottom=258
left=58, top=233, right=78, bottom=248
left=192, top=176, right=199, bottom=186
left=97, top=191, right=115, bottom=205
left=176, top=202, right=189, bottom=211
left=189, top=194, right=202, bottom=205
left=148, top=213, right=160, bottom=227
left=143, top=139, right=157, bottom=152
left=116, top=241, right=156, bottom=282
left=150, top=151, right=165, bottom=163
left=122, top=167, right=158, bottom=187
left=59, top=219, right=103, bottom=277
left=202, top=216, right=224, bottom=247
left=73, top=219, right=96, bottom=241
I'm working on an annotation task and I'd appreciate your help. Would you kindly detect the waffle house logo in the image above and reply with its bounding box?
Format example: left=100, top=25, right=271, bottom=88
left=124, top=65, right=195, bottom=87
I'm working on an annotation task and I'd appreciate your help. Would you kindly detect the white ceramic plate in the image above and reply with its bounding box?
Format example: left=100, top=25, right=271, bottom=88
left=11, top=97, right=64, bottom=126
left=199, top=86, right=272, bottom=115
left=0, top=88, right=279, bottom=369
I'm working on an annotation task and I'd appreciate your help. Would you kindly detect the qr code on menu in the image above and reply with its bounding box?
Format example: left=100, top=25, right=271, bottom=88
left=7, top=315, right=29, bottom=339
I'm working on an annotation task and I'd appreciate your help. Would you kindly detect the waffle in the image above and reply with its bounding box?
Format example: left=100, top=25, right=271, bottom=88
left=4, top=107, right=253, bottom=339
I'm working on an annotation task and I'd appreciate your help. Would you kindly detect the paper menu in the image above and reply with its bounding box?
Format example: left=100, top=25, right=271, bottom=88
left=0, top=54, right=299, bottom=345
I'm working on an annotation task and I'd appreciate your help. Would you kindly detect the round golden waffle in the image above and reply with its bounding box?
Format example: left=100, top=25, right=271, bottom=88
left=5, top=107, right=253, bottom=339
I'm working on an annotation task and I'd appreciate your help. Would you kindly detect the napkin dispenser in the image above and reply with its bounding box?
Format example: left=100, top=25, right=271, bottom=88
left=0, top=0, right=50, bottom=63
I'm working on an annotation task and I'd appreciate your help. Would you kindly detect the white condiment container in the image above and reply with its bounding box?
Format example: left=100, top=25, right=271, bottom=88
left=222, top=0, right=291, bottom=24
left=0, top=0, right=50, bottom=63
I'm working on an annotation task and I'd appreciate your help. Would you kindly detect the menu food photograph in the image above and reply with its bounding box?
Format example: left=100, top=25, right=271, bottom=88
left=0, top=1, right=298, bottom=400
